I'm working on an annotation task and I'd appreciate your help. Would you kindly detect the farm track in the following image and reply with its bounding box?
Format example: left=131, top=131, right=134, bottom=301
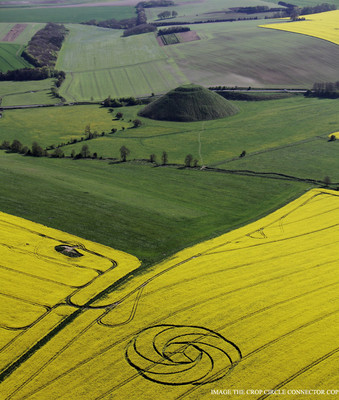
left=6, top=191, right=339, bottom=398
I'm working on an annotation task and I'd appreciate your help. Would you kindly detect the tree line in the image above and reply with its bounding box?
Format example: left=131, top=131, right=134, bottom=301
left=0, top=67, right=65, bottom=83
left=0, top=139, right=203, bottom=168
left=137, top=1, right=175, bottom=7
left=157, top=26, right=189, bottom=35
left=276, top=2, right=336, bottom=19
left=305, top=81, right=339, bottom=98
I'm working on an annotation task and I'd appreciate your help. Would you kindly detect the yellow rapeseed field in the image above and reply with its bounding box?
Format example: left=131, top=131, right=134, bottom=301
left=0, top=212, right=140, bottom=380
left=259, top=10, right=339, bottom=46
left=0, top=189, right=338, bottom=399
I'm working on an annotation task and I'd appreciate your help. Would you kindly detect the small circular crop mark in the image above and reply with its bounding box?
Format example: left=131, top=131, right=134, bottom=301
left=126, top=324, right=241, bottom=386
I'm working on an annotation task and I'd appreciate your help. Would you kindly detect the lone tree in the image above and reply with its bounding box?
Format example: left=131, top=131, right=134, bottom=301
left=150, top=154, right=156, bottom=163
left=116, top=112, right=123, bottom=120
left=185, top=154, right=193, bottom=167
left=133, top=119, right=142, bottom=128
left=161, top=151, right=168, bottom=165
left=323, top=176, right=331, bottom=187
left=80, top=144, right=91, bottom=158
left=120, top=145, right=130, bottom=162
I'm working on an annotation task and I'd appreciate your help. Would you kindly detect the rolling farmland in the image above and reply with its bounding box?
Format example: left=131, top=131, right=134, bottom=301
left=0, top=6, right=135, bottom=24
left=2, top=96, right=337, bottom=165
left=56, top=24, right=188, bottom=101
left=1, top=0, right=339, bottom=397
left=163, top=20, right=339, bottom=88
left=0, top=189, right=338, bottom=399
left=0, top=23, right=43, bottom=73
left=260, top=10, right=339, bottom=45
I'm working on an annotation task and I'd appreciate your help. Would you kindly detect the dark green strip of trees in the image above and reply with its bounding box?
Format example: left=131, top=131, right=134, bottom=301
left=22, top=23, right=68, bottom=68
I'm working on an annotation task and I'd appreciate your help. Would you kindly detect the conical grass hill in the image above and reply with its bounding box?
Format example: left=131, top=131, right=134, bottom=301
left=139, top=84, right=239, bottom=122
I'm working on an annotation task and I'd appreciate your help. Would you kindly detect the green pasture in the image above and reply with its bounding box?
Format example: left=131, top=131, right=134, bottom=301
left=164, top=20, right=339, bottom=88
left=0, top=152, right=307, bottom=265
left=2, top=97, right=339, bottom=167
left=58, top=97, right=339, bottom=164
left=56, top=25, right=188, bottom=101
left=0, top=6, right=135, bottom=23
left=0, top=79, right=56, bottom=106
left=0, top=104, right=127, bottom=146
left=0, top=43, right=31, bottom=72
left=218, top=139, right=339, bottom=183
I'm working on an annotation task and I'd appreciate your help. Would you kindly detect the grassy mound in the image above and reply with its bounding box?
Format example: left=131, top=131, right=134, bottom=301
left=139, top=84, right=239, bottom=122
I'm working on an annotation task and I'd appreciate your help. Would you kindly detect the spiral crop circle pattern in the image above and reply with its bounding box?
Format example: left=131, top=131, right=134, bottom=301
left=126, top=324, right=242, bottom=386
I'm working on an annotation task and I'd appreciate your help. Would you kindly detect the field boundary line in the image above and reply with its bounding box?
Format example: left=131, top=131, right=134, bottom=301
left=208, top=135, right=326, bottom=168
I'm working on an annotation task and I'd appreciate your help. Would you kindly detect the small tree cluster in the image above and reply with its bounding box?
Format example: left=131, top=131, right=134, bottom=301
left=102, top=96, right=141, bottom=108
left=120, top=146, right=130, bottom=162
left=133, top=119, right=142, bottom=128
left=157, top=10, right=177, bottom=19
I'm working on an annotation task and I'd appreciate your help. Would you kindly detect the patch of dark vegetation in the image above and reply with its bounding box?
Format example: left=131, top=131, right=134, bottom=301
left=157, top=10, right=178, bottom=19
left=102, top=96, right=145, bottom=107
left=0, top=67, right=64, bottom=82
left=122, top=23, right=157, bottom=36
left=137, top=0, right=175, bottom=7
left=230, top=6, right=284, bottom=14
left=22, top=23, right=68, bottom=68
left=82, top=18, right=137, bottom=30
left=276, top=2, right=336, bottom=19
left=154, top=18, right=237, bottom=26
left=305, top=81, right=339, bottom=99
left=55, top=245, right=83, bottom=258
left=299, top=2, right=336, bottom=15
left=215, top=91, right=294, bottom=101
left=157, top=26, right=190, bottom=35
left=139, top=84, right=239, bottom=122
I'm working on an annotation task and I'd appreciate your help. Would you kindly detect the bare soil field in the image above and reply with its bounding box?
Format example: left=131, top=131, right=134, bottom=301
left=1, top=23, right=27, bottom=41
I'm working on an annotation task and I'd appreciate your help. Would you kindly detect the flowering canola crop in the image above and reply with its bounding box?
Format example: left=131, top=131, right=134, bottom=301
left=0, top=189, right=338, bottom=399
left=260, top=10, right=339, bottom=46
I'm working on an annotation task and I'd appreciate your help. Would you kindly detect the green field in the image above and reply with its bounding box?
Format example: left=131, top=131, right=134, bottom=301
left=163, top=20, right=339, bottom=88
left=0, top=43, right=31, bottom=72
left=218, top=139, right=339, bottom=183
left=2, top=96, right=337, bottom=166
left=0, top=79, right=56, bottom=106
left=56, top=24, right=188, bottom=101
left=0, top=22, right=43, bottom=44
left=0, top=152, right=308, bottom=265
left=0, top=6, right=135, bottom=23
left=146, top=0, right=277, bottom=22
left=0, top=104, right=122, bottom=145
